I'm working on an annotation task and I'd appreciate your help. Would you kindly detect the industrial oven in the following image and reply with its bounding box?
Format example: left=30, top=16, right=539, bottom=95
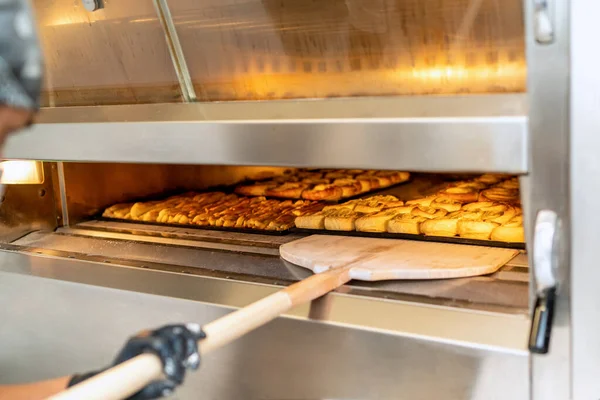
left=0, top=0, right=596, bottom=398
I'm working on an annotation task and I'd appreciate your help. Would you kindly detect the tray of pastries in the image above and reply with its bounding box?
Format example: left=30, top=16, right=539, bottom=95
left=294, top=174, right=525, bottom=248
left=102, top=191, right=325, bottom=233
left=234, top=169, right=410, bottom=201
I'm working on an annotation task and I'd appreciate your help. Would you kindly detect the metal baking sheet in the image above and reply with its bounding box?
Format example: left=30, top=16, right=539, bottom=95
left=98, top=216, right=292, bottom=236
left=293, top=228, right=525, bottom=250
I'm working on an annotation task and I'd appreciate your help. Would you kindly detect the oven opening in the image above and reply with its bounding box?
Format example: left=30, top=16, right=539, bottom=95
left=4, top=162, right=528, bottom=315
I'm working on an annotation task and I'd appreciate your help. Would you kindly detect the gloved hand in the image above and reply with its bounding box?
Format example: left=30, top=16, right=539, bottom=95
left=68, top=324, right=205, bottom=399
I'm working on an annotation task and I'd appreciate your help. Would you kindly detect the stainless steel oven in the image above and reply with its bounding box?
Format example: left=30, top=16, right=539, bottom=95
left=0, top=0, right=592, bottom=398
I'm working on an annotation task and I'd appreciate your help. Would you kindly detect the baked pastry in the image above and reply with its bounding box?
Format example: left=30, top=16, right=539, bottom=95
left=102, top=203, right=134, bottom=219
left=295, top=211, right=328, bottom=229
left=302, top=184, right=344, bottom=201
left=437, top=186, right=479, bottom=203
left=420, top=209, right=482, bottom=237
left=355, top=206, right=413, bottom=232
left=235, top=183, right=277, bottom=197
left=387, top=207, right=447, bottom=234
left=479, top=187, right=519, bottom=203
left=430, top=197, right=462, bottom=212
left=496, top=178, right=520, bottom=190
left=406, top=195, right=437, bottom=207
left=324, top=171, right=352, bottom=180
left=322, top=200, right=358, bottom=212
left=476, top=174, right=510, bottom=185
left=333, top=179, right=363, bottom=198
left=456, top=204, right=518, bottom=240
left=374, top=171, right=410, bottom=185
left=353, top=195, right=403, bottom=213
left=324, top=209, right=365, bottom=231
left=491, top=215, right=525, bottom=242
left=265, top=182, right=310, bottom=199
left=356, top=176, right=380, bottom=191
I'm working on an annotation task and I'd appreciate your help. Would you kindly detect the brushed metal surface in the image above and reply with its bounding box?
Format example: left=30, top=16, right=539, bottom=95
left=9, top=231, right=529, bottom=312
left=524, top=0, right=571, bottom=396
left=570, top=0, right=600, bottom=397
left=168, top=0, right=525, bottom=100
left=33, top=0, right=182, bottom=106
left=0, top=251, right=528, bottom=399
left=5, top=96, right=528, bottom=172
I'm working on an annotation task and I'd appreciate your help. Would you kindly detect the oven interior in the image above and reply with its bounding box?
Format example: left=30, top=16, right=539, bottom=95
left=0, top=161, right=529, bottom=315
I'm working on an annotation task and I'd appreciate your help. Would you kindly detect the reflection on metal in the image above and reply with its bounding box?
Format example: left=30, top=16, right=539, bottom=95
left=570, top=0, right=600, bottom=397
left=0, top=163, right=57, bottom=243
left=0, top=254, right=529, bottom=399
left=6, top=96, right=528, bottom=172
left=12, top=228, right=530, bottom=312
left=31, top=0, right=526, bottom=105
left=56, top=162, right=69, bottom=227
left=0, top=161, right=44, bottom=184
left=168, top=0, right=526, bottom=101
left=525, top=0, right=571, bottom=395
left=0, top=250, right=530, bottom=351
left=33, top=0, right=183, bottom=106
left=153, top=0, right=196, bottom=102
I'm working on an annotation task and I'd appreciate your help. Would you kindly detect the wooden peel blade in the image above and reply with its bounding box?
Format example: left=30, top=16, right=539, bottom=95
left=48, top=254, right=376, bottom=400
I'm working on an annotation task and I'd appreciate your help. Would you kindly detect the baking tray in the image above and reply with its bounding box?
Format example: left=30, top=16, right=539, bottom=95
left=293, top=228, right=526, bottom=250
left=97, top=216, right=292, bottom=236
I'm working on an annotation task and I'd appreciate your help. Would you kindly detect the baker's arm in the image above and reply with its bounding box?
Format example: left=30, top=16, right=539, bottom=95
left=0, top=376, right=71, bottom=400
left=0, top=324, right=205, bottom=400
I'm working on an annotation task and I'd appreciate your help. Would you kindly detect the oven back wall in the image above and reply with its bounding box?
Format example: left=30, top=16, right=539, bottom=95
left=62, top=163, right=291, bottom=224
left=0, top=162, right=57, bottom=243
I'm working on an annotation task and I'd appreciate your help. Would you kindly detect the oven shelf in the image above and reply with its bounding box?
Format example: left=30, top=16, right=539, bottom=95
left=11, top=225, right=529, bottom=314
left=5, top=94, right=527, bottom=173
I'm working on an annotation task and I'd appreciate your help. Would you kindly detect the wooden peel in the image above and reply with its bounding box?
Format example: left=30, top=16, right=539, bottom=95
left=49, top=236, right=517, bottom=400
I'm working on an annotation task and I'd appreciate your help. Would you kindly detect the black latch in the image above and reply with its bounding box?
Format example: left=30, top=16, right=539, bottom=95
left=528, top=287, right=556, bottom=354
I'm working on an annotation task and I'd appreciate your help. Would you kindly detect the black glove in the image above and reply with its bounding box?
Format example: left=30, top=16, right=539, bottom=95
left=68, top=323, right=206, bottom=399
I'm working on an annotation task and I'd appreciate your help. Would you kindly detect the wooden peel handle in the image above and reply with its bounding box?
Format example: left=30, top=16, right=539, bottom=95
left=49, top=266, right=352, bottom=400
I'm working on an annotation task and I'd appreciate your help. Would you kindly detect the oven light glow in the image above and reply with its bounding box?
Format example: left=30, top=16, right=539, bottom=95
left=0, top=161, right=44, bottom=184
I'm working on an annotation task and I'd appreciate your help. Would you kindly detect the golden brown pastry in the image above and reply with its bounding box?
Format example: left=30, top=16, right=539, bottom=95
left=322, top=200, right=359, bottom=212
left=353, top=195, right=403, bottom=213
left=451, top=181, right=488, bottom=190
left=295, top=212, right=328, bottom=229
left=333, top=179, right=363, bottom=198
left=491, top=215, right=525, bottom=242
left=324, top=171, right=352, bottom=180
left=479, top=187, right=520, bottom=203
left=406, top=195, right=437, bottom=207
left=265, top=182, right=311, bottom=199
left=324, top=209, right=365, bottom=231
left=102, top=203, right=134, bottom=219
left=420, top=209, right=481, bottom=237
left=374, top=171, right=410, bottom=185
left=437, top=186, right=480, bottom=203
left=496, top=178, right=520, bottom=190
left=355, top=207, right=412, bottom=232
left=302, top=184, right=344, bottom=201
left=430, top=197, right=462, bottom=212
left=456, top=203, right=519, bottom=240
left=476, top=174, right=510, bottom=185
left=235, top=183, right=277, bottom=197
left=356, top=176, right=380, bottom=191
left=387, top=207, right=447, bottom=234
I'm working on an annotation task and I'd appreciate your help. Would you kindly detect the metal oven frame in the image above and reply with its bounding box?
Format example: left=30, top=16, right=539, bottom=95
left=1, top=0, right=596, bottom=398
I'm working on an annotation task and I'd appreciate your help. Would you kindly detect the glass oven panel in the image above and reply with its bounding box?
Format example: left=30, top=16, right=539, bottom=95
left=168, top=0, right=526, bottom=101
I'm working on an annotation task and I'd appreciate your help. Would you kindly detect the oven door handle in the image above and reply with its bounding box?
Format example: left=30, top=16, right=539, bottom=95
left=528, top=209, right=561, bottom=354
